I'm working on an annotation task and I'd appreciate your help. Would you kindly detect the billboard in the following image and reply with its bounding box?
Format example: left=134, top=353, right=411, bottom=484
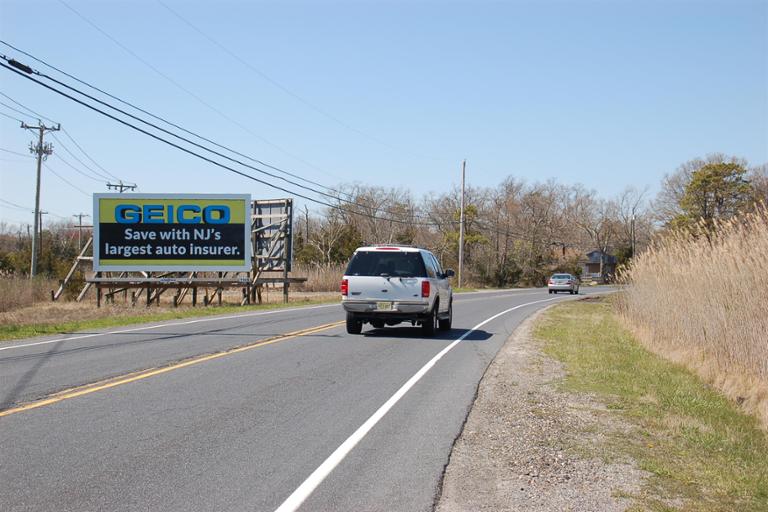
left=93, top=193, right=251, bottom=272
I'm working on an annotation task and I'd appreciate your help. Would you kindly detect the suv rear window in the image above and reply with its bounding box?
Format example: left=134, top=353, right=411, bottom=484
left=552, top=274, right=572, bottom=279
left=345, top=251, right=428, bottom=278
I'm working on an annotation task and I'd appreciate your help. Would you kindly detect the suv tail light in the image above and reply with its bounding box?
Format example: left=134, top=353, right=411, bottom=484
left=421, top=280, right=430, bottom=298
left=341, top=279, right=349, bottom=296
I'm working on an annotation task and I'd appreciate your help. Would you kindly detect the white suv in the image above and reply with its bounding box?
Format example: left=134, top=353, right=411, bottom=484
left=341, top=245, right=454, bottom=336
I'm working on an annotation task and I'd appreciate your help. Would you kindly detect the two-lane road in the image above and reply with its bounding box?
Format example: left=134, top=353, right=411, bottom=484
left=0, top=287, right=610, bottom=511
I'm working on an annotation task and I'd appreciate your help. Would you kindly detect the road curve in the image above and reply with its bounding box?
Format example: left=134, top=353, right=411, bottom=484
left=0, top=287, right=611, bottom=512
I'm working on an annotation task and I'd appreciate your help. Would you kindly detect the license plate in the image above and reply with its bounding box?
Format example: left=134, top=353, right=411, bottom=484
left=376, top=301, right=393, bottom=311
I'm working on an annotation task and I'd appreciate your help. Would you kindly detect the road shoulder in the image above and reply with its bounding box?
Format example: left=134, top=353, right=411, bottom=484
left=435, top=301, right=645, bottom=512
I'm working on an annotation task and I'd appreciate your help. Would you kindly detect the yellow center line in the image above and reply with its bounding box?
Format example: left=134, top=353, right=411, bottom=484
left=0, top=320, right=345, bottom=419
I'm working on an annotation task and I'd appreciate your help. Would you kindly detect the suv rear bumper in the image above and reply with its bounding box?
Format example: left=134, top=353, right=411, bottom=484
left=342, top=300, right=431, bottom=320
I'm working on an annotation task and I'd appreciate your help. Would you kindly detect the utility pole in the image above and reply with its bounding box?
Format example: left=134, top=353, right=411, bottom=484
left=22, top=121, right=61, bottom=278
left=73, top=212, right=91, bottom=250
left=107, top=181, right=137, bottom=193
left=37, top=211, right=48, bottom=263
left=458, top=159, right=466, bottom=288
left=631, top=214, right=636, bottom=259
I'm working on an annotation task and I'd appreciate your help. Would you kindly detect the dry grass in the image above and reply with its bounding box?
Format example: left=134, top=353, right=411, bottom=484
left=0, top=291, right=337, bottom=328
left=0, top=290, right=339, bottom=342
left=617, top=207, right=768, bottom=429
left=0, top=276, right=58, bottom=312
left=292, top=264, right=345, bottom=292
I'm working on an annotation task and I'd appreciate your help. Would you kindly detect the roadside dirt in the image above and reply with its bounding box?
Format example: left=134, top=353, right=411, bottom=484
left=435, top=306, right=647, bottom=512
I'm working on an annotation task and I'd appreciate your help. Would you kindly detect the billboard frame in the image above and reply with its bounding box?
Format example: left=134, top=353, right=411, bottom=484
left=93, top=193, right=252, bottom=272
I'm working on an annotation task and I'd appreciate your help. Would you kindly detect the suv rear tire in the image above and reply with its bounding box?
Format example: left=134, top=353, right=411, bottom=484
left=346, top=313, right=363, bottom=334
left=422, top=303, right=438, bottom=336
left=438, top=302, right=452, bottom=331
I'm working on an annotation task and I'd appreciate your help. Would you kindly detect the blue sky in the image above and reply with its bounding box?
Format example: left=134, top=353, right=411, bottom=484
left=0, top=0, right=766, bottom=226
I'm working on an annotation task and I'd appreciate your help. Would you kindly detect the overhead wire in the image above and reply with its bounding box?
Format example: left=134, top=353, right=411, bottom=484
left=0, top=109, right=26, bottom=123
left=0, top=92, right=58, bottom=123
left=0, top=51, right=447, bottom=225
left=0, top=99, right=40, bottom=122
left=50, top=132, right=113, bottom=181
left=60, top=128, right=121, bottom=181
left=0, top=91, right=128, bottom=183
left=3, top=52, right=540, bottom=237
left=43, top=162, right=92, bottom=196
left=0, top=146, right=33, bottom=158
left=3, top=58, right=541, bottom=241
left=1, top=60, right=434, bottom=226
left=0, top=197, right=30, bottom=210
left=55, top=0, right=353, bottom=185
left=156, top=0, right=407, bottom=156
left=0, top=197, right=69, bottom=219
left=0, top=40, right=378, bottom=203
left=52, top=152, right=107, bottom=183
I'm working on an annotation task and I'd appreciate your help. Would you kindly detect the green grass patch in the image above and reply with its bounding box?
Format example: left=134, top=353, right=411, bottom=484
left=535, top=298, right=768, bottom=511
left=0, top=298, right=338, bottom=342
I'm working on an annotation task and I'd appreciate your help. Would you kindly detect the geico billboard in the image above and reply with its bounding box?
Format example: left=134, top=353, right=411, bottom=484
left=93, top=194, right=251, bottom=272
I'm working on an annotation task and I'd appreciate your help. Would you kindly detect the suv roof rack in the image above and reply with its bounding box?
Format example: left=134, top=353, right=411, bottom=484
left=371, top=244, right=417, bottom=248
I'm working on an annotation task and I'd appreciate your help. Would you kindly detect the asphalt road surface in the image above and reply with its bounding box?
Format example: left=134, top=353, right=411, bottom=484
left=0, top=287, right=611, bottom=512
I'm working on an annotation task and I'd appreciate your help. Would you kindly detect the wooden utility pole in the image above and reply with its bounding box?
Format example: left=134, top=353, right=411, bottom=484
left=73, top=212, right=91, bottom=250
left=22, top=121, right=60, bottom=277
left=37, top=210, right=48, bottom=262
left=458, top=160, right=466, bottom=288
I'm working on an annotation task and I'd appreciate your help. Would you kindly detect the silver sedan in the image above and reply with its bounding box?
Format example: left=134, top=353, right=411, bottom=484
left=548, top=273, right=580, bottom=294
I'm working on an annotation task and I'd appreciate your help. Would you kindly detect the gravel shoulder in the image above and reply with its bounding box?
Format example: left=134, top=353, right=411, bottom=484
left=436, top=304, right=647, bottom=512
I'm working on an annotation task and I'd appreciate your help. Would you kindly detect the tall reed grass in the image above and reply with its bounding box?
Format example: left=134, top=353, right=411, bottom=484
left=616, top=207, right=768, bottom=428
left=292, top=264, right=345, bottom=292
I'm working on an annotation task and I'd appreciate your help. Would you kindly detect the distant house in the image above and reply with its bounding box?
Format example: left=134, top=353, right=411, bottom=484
left=581, top=250, right=617, bottom=283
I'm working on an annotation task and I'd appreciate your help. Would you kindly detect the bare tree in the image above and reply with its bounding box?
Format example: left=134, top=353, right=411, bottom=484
left=616, top=186, right=651, bottom=255
left=569, top=189, right=620, bottom=279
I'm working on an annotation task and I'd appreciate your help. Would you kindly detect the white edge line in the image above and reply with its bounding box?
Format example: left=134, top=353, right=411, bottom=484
left=273, top=295, right=565, bottom=512
left=0, top=303, right=340, bottom=352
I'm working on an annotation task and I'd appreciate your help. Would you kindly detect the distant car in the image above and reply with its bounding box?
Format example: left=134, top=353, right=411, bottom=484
left=341, top=245, right=454, bottom=336
left=548, top=273, right=580, bottom=294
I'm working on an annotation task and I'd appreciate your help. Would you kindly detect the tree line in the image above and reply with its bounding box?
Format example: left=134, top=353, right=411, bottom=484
left=1, top=153, right=765, bottom=288
left=294, top=153, right=767, bottom=286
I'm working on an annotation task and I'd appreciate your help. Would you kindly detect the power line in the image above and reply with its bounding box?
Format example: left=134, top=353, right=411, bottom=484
left=0, top=146, right=34, bottom=158
left=50, top=132, right=113, bottom=181
left=0, top=99, right=39, bottom=122
left=0, top=54, right=462, bottom=229
left=0, top=197, right=30, bottom=210
left=52, top=152, right=107, bottom=183
left=0, top=54, right=442, bottom=223
left=0, top=92, right=58, bottom=123
left=156, top=0, right=407, bottom=155
left=54, top=0, right=350, bottom=184
left=0, top=40, right=361, bottom=201
left=61, top=128, right=121, bottom=180
left=0, top=197, right=68, bottom=220
left=0, top=109, right=26, bottom=123
left=0, top=91, right=125, bottom=182
left=1, top=60, right=422, bottom=224
left=43, top=162, right=92, bottom=196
